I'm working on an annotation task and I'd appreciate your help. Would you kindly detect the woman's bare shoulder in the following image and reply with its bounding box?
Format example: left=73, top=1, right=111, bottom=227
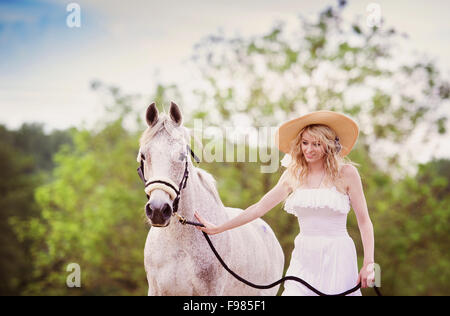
left=339, top=164, right=360, bottom=180
left=279, top=169, right=295, bottom=194
left=337, top=164, right=360, bottom=193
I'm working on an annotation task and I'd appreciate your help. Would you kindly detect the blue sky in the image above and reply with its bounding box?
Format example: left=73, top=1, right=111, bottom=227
left=0, top=0, right=449, bottom=165
left=0, top=0, right=93, bottom=72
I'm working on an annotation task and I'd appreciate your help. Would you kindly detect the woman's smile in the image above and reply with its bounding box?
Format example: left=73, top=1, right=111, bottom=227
left=301, top=132, right=325, bottom=161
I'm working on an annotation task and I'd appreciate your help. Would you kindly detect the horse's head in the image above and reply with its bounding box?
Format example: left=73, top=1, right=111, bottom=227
left=137, top=102, right=191, bottom=227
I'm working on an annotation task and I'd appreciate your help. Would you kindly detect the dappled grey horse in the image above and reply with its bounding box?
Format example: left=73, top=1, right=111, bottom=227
left=137, top=102, right=284, bottom=295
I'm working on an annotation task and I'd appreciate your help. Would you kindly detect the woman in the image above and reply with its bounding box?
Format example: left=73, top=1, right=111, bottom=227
left=195, top=111, right=375, bottom=296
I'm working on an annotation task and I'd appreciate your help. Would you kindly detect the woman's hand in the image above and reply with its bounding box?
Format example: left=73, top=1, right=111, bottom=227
left=194, top=212, right=221, bottom=235
left=357, top=262, right=376, bottom=288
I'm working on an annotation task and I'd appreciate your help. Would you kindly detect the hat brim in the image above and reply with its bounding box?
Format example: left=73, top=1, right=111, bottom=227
left=275, top=111, right=359, bottom=156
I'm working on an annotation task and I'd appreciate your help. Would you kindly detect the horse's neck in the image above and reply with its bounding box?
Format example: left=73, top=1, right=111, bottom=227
left=160, top=164, right=225, bottom=240
left=152, top=164, right=227, bottom=257
left=178, top=164, right=226, bottom=223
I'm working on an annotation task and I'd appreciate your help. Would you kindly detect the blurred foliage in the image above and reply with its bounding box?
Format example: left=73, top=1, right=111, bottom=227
left=190, top=2, right=449, bottom=173
left=0, top=124, right=72, bottom=295
left=368, top=159, right=450, bottom=295
left=11, top=119, right=147, bottom=295
left=2, top=1, right=449, bottom=296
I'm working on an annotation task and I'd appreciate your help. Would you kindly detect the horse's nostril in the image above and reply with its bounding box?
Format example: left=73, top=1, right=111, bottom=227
left=145, top=203, right=153, bottom=218
left=162, top=204, right=172, bottom=219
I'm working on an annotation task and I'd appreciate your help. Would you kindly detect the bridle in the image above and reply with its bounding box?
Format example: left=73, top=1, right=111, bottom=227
left=137, top=144, right=200, bottom=218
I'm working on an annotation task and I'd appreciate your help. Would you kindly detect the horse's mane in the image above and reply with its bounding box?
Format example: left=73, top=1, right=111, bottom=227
left=139, top=114, right=223, bottom=206
left=194, top=167, right=223, bottom=206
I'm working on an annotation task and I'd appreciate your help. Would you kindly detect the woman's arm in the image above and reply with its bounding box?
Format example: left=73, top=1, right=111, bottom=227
left=343, top=164, right=375, bottom=288
left=195, top=170, right=292, bottom=235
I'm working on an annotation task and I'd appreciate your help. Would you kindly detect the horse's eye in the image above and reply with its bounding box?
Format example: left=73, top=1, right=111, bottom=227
left=141, top=153, right=146, bottom=161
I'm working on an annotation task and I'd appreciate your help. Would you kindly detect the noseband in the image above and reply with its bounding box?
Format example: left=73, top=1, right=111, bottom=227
left=137, top=144, right=200, bottom=214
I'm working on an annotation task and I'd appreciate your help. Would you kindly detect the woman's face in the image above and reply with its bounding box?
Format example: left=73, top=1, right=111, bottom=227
left=301, top=132, right=325, bottom=163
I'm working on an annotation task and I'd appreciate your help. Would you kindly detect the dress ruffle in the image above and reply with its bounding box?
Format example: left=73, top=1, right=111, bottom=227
left=284, top=187, right=350, bottom=216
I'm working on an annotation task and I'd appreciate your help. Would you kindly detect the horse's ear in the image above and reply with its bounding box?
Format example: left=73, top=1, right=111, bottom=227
left=146, top=102, right=158, bottom=127
left=169, top=101, right=183, bottom=126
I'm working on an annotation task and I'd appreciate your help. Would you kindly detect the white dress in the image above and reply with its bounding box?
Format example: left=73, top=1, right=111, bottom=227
left=280, top=154, right=362, bottom=296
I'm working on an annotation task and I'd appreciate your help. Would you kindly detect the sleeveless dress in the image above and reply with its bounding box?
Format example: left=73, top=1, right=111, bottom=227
left=280, top=154, right=362, bottom=296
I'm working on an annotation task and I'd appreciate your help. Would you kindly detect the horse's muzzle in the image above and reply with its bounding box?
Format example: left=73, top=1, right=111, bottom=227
left=145, top=201, right=173, bottom=227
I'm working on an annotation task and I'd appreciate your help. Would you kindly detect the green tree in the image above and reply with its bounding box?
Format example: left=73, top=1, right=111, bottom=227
left=370, top=159, right=450, bottom=295
left=11, top=123, right=73, bottom=171
left=0, top=124, right=72, bottom=295
left=0, top=137, right=36, bottom=295
left=12, top=120, right=147, bottom=295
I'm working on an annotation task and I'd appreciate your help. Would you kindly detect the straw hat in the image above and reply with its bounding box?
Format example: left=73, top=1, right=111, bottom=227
left=275, top=110, right=359, bottom=156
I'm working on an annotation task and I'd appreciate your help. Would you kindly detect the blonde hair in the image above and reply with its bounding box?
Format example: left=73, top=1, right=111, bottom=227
left=285, top=124, right=358, bottom=190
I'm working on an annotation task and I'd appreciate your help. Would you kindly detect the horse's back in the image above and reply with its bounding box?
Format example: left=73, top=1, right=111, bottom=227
left=222, top=207, right=284, bottom=296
